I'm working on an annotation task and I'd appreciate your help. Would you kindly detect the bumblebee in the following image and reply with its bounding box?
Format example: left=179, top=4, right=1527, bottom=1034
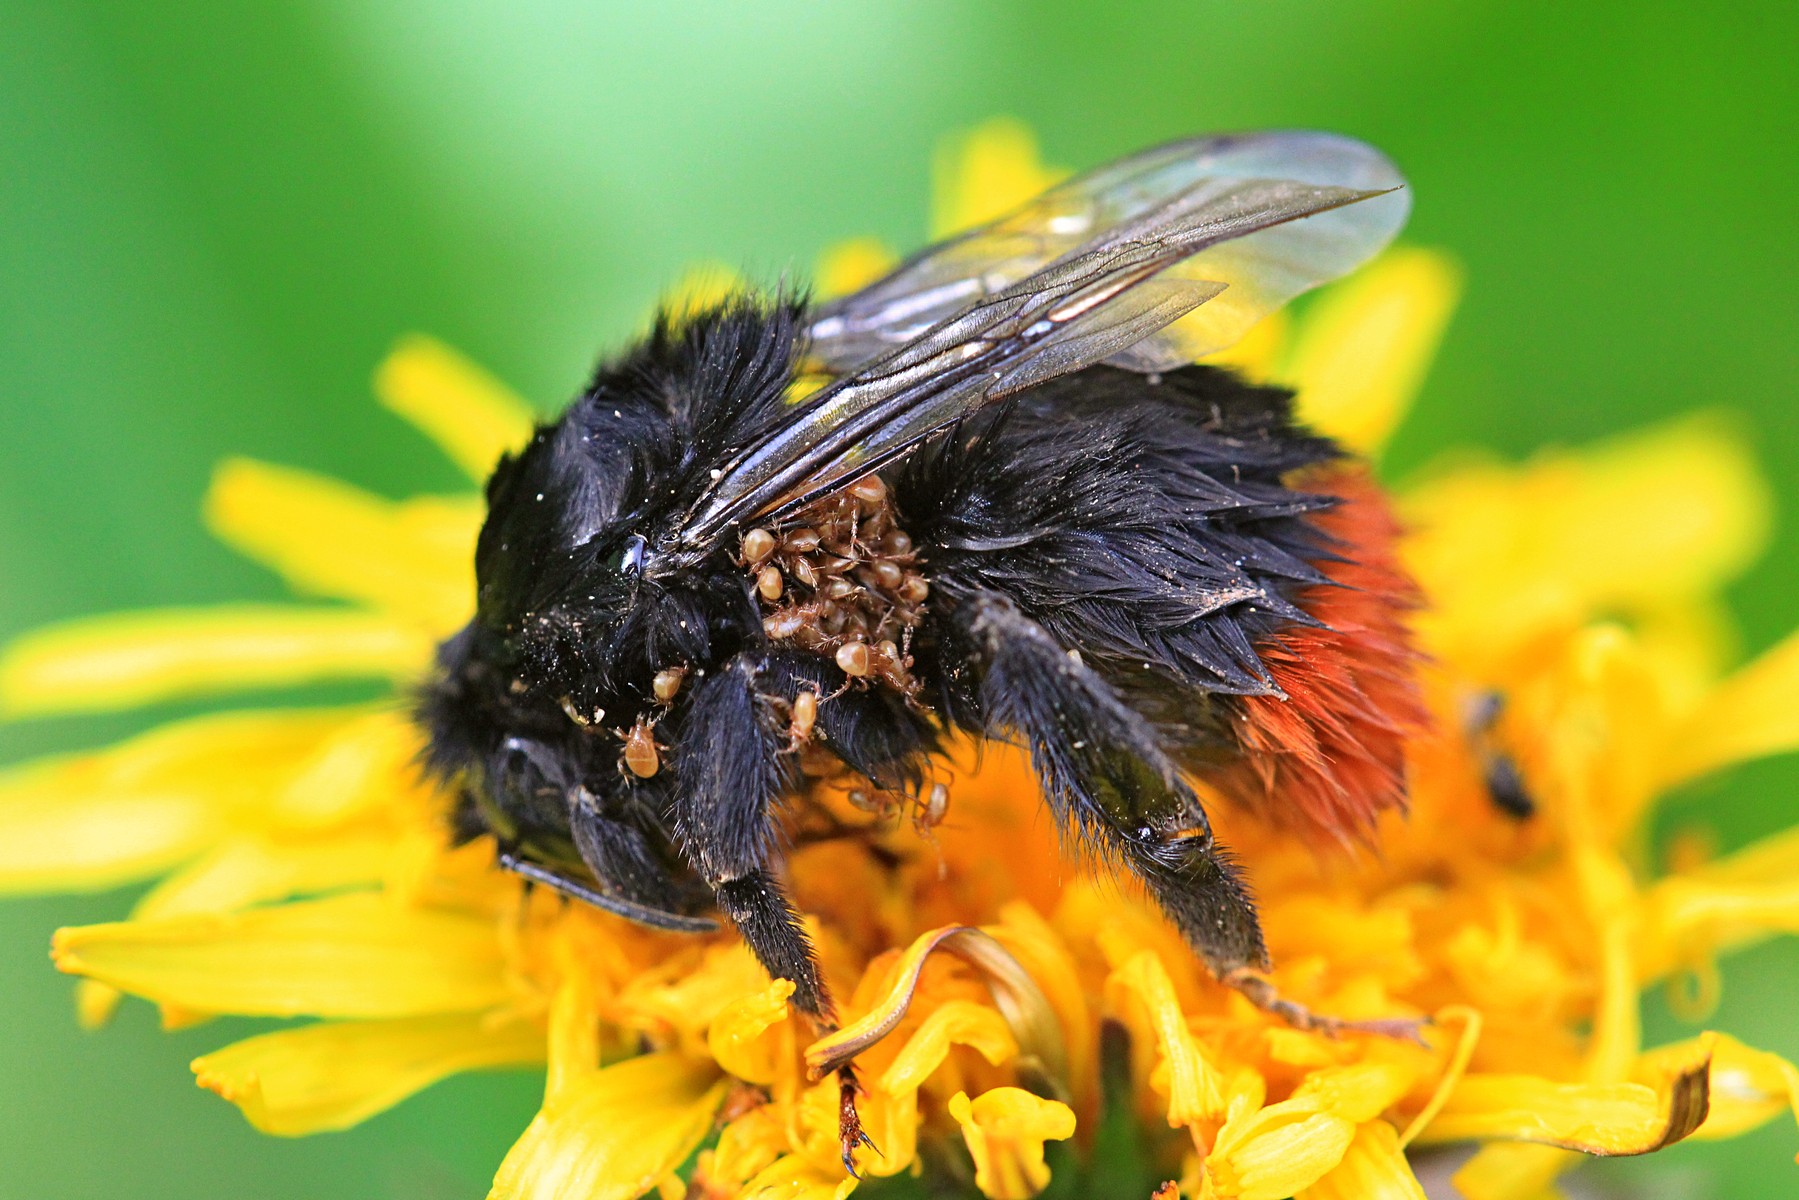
left=421, top=131, right=1425, bottom=1168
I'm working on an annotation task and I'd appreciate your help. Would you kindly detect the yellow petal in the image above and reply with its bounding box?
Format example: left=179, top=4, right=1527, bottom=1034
left=1291, top=1063, right=1414, bottom=1126
left=192, top=1013, right=544, bottom=1135
left=709, top=978, right=795, bottom=1085
left=1297, top=1121, right=1425, bottom=1200
left=1639, top=871, right=1799, bottom=982
left=1286, top=247, right=1461, bottom=456
left=205, top=457, right=477, bottom=634
left=374, top=335, right=535, bottom=482
left=613, top=941, right=772, bottom=1049
left=543, top=931, right=607, bottom=1105
left=1208, top=1099, right=1357, bottom=1200
left=740, top=1154, right=858, bottom=1200
left=880, top=999, right=1018, bottom=1097
left=1404, top=417, right=1772, bottom=668
left=0, top=764, right=214, bottom=893
left=0, top=708, right=351, bottom=893
left=1398, top=1006, right=1483, bottom=1147
left=1414, top=1040, right=1712, bottom=1154
left=130, top=831, right=405, bottom=921
left=73, top=826, right=410, bottom=1030
left=1449, top=1144, right=1576, bottom=1200
left=1663, top=626, right=1799, bottom=786
left=816, top=237, right=898, bottom=299
left=53, top=892, right=511, bottom=1018
left=931, top=118, right=1065, bottom=238
left=991, top=902, right=1092, bottom=1103
left=490, top=1053, right=725, bottom=1200
left=1639, top=1034, right=1799, bottom=1142
left=948, top=1087, right=1076, bottom=1200
left=0, top=606, right=431, bottom=716
left=841, top=999, right=1018, bottom=1176
left=702, top=1106, right=786, bottom=1193
left=1103, top=949, right=1229, bottom=1128
left=1199, top=308, right=1289, bottom=380
left=267, top=709, right=430, bottom=830
left=658, top=262, right=746, bottom=323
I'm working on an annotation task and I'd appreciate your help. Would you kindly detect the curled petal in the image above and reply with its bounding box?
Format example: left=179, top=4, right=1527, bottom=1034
left=1639, top=1033, right=1799, bottom=1141
left=947, top=1087, right=1076, bottom=1200
left=1414, top=1037, right=1712, bottom=1154
left=205, top=457, right=477, bottom=634
left=374, top=335, right=534, bottom=482
left=806, top=925, right=1061, bottom=1085
left=54, top=893, right=511, bottom=1018
left=1296, top=1121, right=1425, bottom=1200
left=192, top=1013, right=544, bottom=1135
left=0, top=606, right=430, bottom=716
left=491, top=1053, right=725, bottom=1200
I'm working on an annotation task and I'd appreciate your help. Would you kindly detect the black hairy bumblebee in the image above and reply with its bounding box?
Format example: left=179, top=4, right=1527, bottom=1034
left=420, top=131, right=1426, bottom=1168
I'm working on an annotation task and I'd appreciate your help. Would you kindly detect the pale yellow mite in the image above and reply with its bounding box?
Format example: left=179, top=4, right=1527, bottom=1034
left=622, top=718, right=660, bottom=779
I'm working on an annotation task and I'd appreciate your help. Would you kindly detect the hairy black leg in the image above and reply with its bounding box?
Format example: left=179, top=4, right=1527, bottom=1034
left=957, top=592, right=1424, bottom=1036
left=566, top=781, right=708, bottom=919
left=673, top=655, right=877, bottom=1173
left=955, top=591, right=1269, bottom=975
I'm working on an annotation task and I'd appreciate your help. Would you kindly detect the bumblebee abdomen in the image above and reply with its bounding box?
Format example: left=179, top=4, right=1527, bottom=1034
left=1210, top=467, right=1425, bottom=846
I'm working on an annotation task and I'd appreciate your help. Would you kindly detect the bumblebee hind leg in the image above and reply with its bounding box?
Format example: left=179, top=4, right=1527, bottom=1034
left=958, top=591, right=1426, bottom=1038
left=955, top=592, right=1269, bottom=976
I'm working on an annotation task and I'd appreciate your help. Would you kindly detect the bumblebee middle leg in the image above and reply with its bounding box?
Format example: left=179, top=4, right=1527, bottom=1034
left=495, top=851, right=718, bottom=932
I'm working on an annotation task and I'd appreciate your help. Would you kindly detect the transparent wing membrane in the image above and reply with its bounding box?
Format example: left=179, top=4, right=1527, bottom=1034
left=808, top=131, right=1408, bottom=373
left=674, top=131, right=1408, bottom=551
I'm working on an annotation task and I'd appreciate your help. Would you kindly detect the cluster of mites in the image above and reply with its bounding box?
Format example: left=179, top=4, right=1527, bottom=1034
left=741, top=473, right=929, bottom=702
left=609, top=474, right=929, bottom=786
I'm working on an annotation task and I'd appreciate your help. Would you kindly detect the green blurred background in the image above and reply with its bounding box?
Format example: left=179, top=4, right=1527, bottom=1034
left=1, top=2, right=1794, bottom=1197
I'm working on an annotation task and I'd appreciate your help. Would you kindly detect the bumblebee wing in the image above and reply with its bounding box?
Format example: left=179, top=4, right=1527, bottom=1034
left=807, top=130, right=1408, bottom=374
left=676, top=134, right=1406, bottom=549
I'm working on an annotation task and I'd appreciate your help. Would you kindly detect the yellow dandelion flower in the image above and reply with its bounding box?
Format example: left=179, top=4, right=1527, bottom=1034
left=5, top=117, right=1799, bottom=1200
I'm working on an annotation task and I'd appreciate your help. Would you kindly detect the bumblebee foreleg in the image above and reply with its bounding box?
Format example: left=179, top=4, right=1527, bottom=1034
left=672, top=655, right=877, bottom=1174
